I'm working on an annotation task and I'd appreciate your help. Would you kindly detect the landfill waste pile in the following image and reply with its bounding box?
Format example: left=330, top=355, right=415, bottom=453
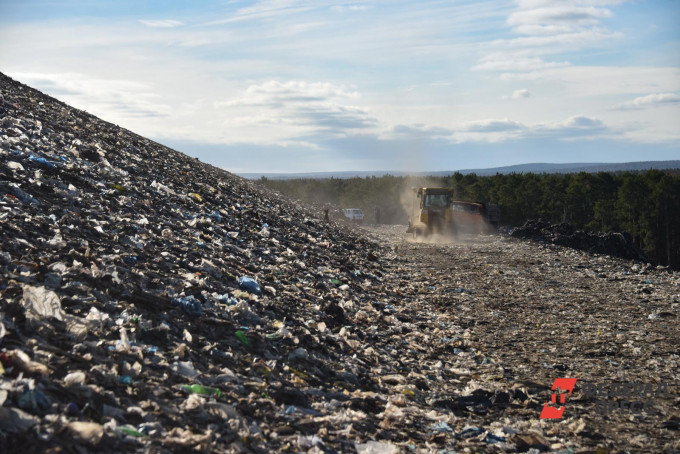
left=509, top=219, right=648, bottom=262
left=1, top=71, right=679, bottom=453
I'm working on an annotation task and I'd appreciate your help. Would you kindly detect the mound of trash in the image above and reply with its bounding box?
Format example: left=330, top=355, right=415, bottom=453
left=0, top=72, right=403, bottom=452
left=509, top=218, right=648, bottom=262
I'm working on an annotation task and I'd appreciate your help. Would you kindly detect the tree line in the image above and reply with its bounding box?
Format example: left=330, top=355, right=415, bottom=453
left=259, top=170, right=680, bottom=268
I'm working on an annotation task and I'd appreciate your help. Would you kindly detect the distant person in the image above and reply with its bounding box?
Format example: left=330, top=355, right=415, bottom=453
left=323, top=204, right=330, bottom=223
left=374, top=206, right=381, bottom=225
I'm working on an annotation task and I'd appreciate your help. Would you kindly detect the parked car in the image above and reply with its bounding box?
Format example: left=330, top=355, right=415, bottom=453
left=342, top=208, right=364, bottom=222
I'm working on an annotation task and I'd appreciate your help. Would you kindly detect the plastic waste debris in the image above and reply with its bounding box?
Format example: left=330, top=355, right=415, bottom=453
left=65, top=402, right=80, bottom=416
left=485, top=433, right=507, bottom=444
left=458, top=426, right=484, bottom=439
left=66, top=421, right=104, bottom=445
left=6, top=161, right=24, bottom=171
left=29, top=154, right=57, bottom=169
left=64, top=371, right=87, bottom=386
left=118, top=426, right=147, bottom=438
left=21, top=285, right=65, bottom=321
left=182, top=384, right=221, bottom=398
left=431, top=421, right=453, bottom=432
left=238, top=276, right=262, bottom=295
left=171, top=361, right=199, bottom=378
left=16, top=388, right=51, bottom=412
left=2, top=182, right=39, bottom=205
left=43, top=272, right=61, bottom=288
left=188, top=192, right=203, bottom=203
left=116, top=327, right=131, bottom=352
left=235, top=330, right=251, bottom=347
left=117, top=375, right=134, bottom=385
left=355, top=440, right=400, bottom=454
left=215, top=293, right=238, bottom=305
left=298, top=435, right=323, bottom=449
left=209, top=210, right=222, bottom=222
left=0, top=407, right=40, bottom=433
left=171, top=295, right=203, bottom=316
left=9, top=349, right=49, bottom=375
left=123, top=255, right=138, bottom=266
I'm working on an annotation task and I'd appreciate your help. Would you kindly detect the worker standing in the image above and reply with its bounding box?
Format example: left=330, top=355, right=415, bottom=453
left=323, top=204, right=330, bottom=223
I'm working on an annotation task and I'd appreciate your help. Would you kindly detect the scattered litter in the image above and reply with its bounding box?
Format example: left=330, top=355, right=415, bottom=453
left=0, top=71, right=675, bottom=453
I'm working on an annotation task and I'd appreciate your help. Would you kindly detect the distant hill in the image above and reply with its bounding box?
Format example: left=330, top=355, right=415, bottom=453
left=239, top=160, right=680, bottom=179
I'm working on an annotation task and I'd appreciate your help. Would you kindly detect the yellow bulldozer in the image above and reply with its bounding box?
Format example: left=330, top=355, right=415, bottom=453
left=407, top=187, right=500, bottom=237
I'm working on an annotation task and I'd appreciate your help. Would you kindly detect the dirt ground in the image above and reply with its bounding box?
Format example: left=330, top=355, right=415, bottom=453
left=359, top=224, right=680, bottom=453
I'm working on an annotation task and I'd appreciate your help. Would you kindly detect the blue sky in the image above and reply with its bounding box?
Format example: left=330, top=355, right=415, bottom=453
left=1, top=0, right=678, bottom=173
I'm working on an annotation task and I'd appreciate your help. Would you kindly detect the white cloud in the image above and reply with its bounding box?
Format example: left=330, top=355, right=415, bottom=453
left=473, top=53, right=569, bottom=72
left=205, top=0, right=319, bottom=25
left=221, top=80, right=360, bottom=107
left=462, top=118, right=525, bottom=133
left=497, top=66, right=680, bottom=96
left=455, top=114, right=611, bottom=142
left=389, top=123, right=453, bottom=139
left=508, top=6, right=613, bottom=31
left=331, top=5, right=371, bottom=13
left=511, top=23, right=578, bottom=35
left=7, top=72, right=170, bottom=119
left=475, top=0, right=624, bottom=77
left=509, top=88, right=531, bottom=99
left=214, top=80, right=377, bottom=141
left=138, top=19, right=184, bottom=28
left=500, top=88, right=532, bottom=100
left=551, top=114, right=605, bottom=131
left=615, top=93, right=680, bottom=110
left=513, top=1, right=627, bottom=9
left=489, top=28, right=622, bottom=50
left=524, top=115, right=611, bottom=140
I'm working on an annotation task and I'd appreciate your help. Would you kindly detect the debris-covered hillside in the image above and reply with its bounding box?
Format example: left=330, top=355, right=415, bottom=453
left=1, top=73, right=679, bottom=453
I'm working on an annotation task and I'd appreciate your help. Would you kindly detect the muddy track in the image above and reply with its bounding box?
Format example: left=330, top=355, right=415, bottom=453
left=362, top=225, right=679, bottom=453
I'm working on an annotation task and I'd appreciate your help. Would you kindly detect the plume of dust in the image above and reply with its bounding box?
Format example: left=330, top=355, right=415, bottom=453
left=395, top=140, right=437, bottom=229
left=398, top=176, right=464, bottom=246
left=398, top=177, right=495, bottom=246
left=393, top=141, right=472, bottom=246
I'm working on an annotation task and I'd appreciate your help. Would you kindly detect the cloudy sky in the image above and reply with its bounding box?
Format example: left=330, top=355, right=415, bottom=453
left=1, top=0, right=678, bottom=173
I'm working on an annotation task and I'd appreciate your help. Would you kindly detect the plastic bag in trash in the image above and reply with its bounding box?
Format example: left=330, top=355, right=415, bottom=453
left=238, top=276, right=262, bottom=295
left=171, top=296, right=203, bottom=316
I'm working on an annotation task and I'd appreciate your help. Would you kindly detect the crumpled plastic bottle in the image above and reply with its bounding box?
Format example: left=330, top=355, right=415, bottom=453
left=182, top=384, right=221, bottom=398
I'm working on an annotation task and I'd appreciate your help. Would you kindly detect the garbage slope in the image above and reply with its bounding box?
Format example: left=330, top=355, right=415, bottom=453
left=0, top=72, right=395, bottom=452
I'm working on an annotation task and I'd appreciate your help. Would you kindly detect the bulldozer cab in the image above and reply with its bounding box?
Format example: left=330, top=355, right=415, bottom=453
left=422, top=192, right=449, bottom=208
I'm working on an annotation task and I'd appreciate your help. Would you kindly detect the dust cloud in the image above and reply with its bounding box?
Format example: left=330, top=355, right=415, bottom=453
left=399, top=178, right=458, bottom=246
left=398, top=176, right=497, bottom=245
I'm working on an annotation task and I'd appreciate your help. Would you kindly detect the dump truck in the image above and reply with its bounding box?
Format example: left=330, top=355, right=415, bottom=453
left=407, top=187, right=500, bottom=237
left=451, top=200, right=501, bottom=233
